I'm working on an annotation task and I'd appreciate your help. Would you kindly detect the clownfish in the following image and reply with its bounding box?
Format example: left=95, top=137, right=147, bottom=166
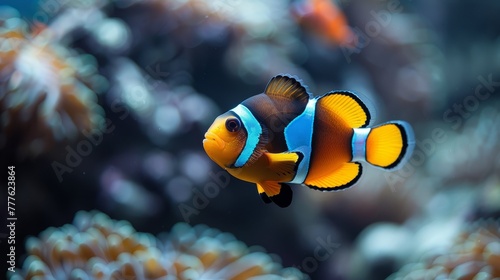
left=292, top=0, right=357, bottom=47
left=203, top=75, right=414, bottom=207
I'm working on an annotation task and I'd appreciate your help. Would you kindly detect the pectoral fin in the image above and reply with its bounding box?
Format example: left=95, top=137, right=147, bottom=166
left=257, top=181, right=293, bottom=208
left=264, top=152, right=302, bottom=179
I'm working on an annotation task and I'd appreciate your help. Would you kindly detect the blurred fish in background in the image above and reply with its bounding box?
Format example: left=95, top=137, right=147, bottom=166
left=292, top=0, right=357, bottom=48
left=3, top=0, right=500, bottom=279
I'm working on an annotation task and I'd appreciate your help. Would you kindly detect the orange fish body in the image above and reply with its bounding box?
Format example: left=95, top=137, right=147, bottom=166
left=293, top=0, right=356, bottom=47
left=203, top=75, right=414, bottom=207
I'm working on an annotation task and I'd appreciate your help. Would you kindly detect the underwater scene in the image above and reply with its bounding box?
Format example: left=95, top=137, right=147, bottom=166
left=1, top=0, right=500, bottom=279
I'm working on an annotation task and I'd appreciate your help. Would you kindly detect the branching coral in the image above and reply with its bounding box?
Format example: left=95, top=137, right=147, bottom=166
left=10, top=211, right=306, bottom=280
left=388, top=219, right=500, bottom=280
left=0, top=10, right=105, bottom=158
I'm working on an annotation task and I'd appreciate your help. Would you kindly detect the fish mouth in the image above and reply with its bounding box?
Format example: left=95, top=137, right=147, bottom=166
left=203, top=132, right=225, bottom=150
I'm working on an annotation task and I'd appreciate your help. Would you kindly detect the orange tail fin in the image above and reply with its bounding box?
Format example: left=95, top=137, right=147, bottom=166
left=358, top=121, right=414, bottom=170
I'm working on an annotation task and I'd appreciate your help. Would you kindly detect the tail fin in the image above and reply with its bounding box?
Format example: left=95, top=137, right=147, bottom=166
left=364, top=121, right=415, bottom=170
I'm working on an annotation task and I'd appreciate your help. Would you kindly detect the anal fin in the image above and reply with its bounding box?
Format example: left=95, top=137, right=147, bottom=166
left=257, top=182, right=293, bottom=208
left=305, top=162, right=362, bottom=191
left=257, top=184, right=272, bottom=204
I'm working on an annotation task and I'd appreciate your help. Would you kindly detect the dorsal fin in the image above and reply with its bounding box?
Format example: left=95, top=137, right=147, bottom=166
left=317, top=91, right=371, bottom=128
left=264, top=74, right=310, bottom=104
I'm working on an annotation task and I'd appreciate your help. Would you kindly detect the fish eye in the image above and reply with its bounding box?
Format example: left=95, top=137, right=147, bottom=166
left=225, top=118, right=241, bottom=132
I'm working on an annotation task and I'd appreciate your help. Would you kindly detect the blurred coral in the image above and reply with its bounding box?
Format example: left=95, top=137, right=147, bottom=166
left=41, top=0, right=308, bottom=83
left=9, top=211, right=306, bottom=280
left=388, top=219, right=500, bottom=280
left=305, top=167, right=421, bottom=236
left=342, top=0, right=435, bottom=121
left=158, top=0, right=308, bottom=82
left=427, top=104, right=500, bottom=186
left=0, top=9, right=105, bottom=158
left=108, top=58, right=218, bottom=146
